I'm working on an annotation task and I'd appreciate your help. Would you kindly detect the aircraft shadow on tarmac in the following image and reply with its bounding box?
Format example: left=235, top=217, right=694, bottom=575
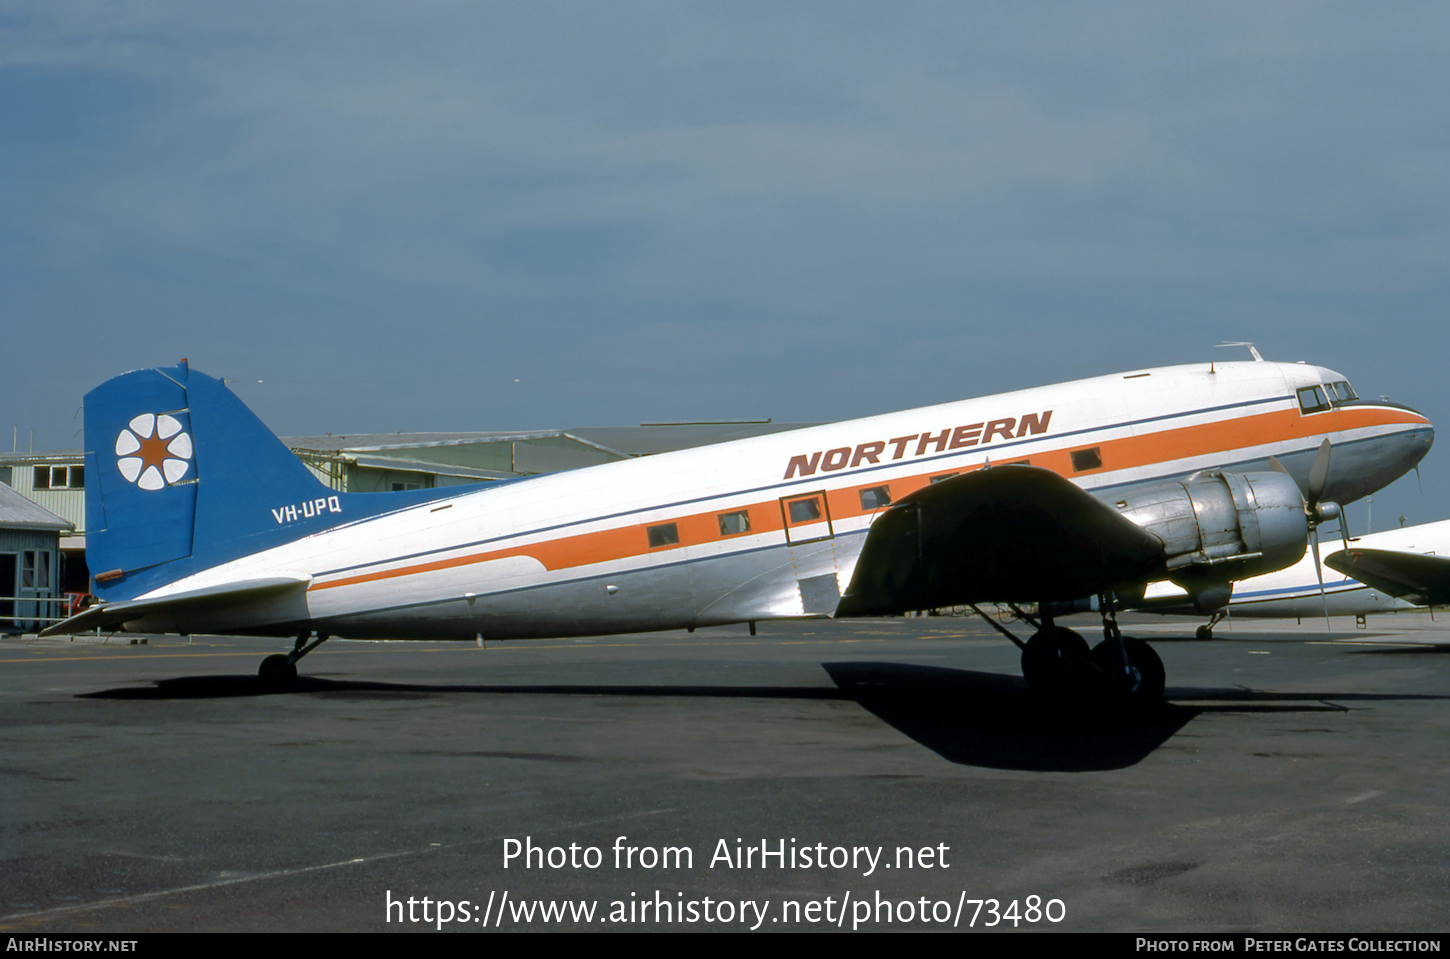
left=816, top=662, right=1450, bottom=772
left=80, top=660, right=1450, bottom=773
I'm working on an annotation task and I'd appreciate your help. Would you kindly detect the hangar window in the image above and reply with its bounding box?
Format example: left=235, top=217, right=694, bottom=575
left=929, top=473, right=959, bottom=484
left=858, top=486, right=892, bottom=510
left=717, top=511, right=750, bottom=535
left=647, top=522, right=680, bottom=548
left=31, top=466, right=83, bottom=490
left=1070, top=447, right=1102, bottom=472
left=1297, top=386, right=1331, bottom=414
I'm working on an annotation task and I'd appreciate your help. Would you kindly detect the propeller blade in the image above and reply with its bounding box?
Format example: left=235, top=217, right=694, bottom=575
left=1307, top=438, right=1332, bottom=505
left=1311, top=526, right=1330, bottom=632
left=1269, top=455, right=1290, bottom=476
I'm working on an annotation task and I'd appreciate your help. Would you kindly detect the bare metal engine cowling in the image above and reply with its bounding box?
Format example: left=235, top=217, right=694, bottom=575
left=1112, top=471, right=1308, bottom=612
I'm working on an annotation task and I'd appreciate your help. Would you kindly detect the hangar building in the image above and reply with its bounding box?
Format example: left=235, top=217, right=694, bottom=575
left=0, top=482, right=72, bottom=632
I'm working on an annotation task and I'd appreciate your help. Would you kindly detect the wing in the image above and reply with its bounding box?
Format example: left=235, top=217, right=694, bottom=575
left=836, top=465, right=1166, bottom=616
left=1324, top=548, right=1450, bottom=607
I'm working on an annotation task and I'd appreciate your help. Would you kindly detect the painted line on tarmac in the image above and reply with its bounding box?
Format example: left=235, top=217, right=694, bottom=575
left=0, top=806, right=678, bottom=926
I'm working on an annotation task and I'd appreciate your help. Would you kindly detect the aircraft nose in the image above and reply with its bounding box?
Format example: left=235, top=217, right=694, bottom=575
left=1402, top=404, right=1435, bottom=460
left=1321, top=408, right=1433, bottom=505
left=1389, top=415, right=1434, bottom=472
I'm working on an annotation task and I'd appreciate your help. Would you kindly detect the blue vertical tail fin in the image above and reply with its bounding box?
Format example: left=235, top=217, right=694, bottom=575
left=85, top=361, right=455, bottom=602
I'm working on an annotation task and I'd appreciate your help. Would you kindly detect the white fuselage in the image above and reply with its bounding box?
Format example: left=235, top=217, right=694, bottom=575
left=125, top=361, right=1434, bottom=639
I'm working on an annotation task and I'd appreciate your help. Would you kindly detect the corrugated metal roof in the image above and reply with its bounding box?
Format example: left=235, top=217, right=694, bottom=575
left=0, top=483, right=72, bottom=531
left=567, top=423, right=818, bottom=456
left=282, top=424, right=817, bottom=457
left=347, top=455, right=519, bottom=480
left=0, top=450, right=83, bottom=465
left=281, top=431, right=627, bottom=455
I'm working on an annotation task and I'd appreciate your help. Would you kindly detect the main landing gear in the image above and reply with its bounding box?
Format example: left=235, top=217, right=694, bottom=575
left=972, top=599, right=1165, bottom=710
left=258, top=630, right=329, bottom=690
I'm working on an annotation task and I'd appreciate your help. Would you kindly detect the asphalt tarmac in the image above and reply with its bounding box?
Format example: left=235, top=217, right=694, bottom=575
left=1, top=612, right=1447, bottom=933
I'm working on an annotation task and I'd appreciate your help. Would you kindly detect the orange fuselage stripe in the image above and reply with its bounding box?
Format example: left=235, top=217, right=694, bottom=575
left=309, top=405, right=1425, bottom=593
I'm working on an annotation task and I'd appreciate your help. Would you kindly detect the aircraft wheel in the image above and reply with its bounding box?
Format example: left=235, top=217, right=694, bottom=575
left=1021, top=627, right=1090, bottom=694
left=259, top=654, right=298, bottom=690
left=1195, top=625, right=1213, bottom=641
left=1090, top=637, right=1164, bottom=709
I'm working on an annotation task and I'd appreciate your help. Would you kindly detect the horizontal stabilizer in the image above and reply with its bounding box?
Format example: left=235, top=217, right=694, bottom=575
left=39, top=576, right=311, bottom=637
left=1324, top=548, right=1450, bottom=607
left=837, top=465, right=1165, bottom=616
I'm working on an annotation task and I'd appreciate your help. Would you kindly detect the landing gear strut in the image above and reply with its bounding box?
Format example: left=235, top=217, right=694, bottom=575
left=971, top=599, right=1164, bottom=710
left=1092, top=599, right=1164, bottom=709
left=258, top=631, right=329, bottom=690
left=1196, top=610, right=1226, bottom=641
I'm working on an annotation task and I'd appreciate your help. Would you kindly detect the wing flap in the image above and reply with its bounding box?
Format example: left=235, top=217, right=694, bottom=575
left=39, top=576, right=311, bottom=636
left=1324, top=548, right=1450, bottom=606
left=837, top=465, right=1165, bottom=616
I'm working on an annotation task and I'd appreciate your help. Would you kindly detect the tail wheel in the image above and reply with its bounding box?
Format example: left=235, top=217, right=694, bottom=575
left=1090, top=637, right=1164, bottom=708
left=1021, top=626, right=1090, bottom=694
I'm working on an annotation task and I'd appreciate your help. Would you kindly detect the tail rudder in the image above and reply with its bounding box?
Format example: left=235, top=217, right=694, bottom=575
left=85, top=363, right=201, bottom=599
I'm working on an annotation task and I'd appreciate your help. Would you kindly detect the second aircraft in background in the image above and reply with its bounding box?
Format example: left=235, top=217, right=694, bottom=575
left=1138, top=518, right=1450, bottom=637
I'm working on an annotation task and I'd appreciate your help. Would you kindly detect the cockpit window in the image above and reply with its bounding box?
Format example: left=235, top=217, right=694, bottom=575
left=1297, top=386, right=1331, bottom=414
left=1327, top=381, right=1358, bottom=404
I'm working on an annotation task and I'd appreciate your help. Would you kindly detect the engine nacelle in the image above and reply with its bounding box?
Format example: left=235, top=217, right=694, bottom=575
left=1112, top=471, right=1308, bottom=610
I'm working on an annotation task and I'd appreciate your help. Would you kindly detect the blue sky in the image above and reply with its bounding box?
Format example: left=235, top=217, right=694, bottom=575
left=4, top=2, right=1447, bottom=530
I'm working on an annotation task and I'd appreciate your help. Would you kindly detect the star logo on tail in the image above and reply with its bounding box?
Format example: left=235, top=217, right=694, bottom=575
left=115, top=413, right=193, bottom=491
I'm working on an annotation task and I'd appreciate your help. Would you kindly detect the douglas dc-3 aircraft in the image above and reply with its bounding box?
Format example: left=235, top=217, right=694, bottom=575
left=44, top=358, right=1434, bottom=708
left=1137, top=519, right=1450, bottom=637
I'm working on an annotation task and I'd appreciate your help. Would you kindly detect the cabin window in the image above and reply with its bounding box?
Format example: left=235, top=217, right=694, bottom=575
left=929, top=473, right=959, bottom=484
left=1297, top=386, right=1330, bottom=414
left=647, top=522, right=680, bottom=547
left=780, top=493, right=833, bottom=544
left=1328, top=381, right=1358, bottom=404
left=787, top=498, right=822, bottom=523
left=717, top=511, right=750, bottom=535
left=1070, top=447, right=1102, bottom=472
left=859, top=486, right=892, bottom=510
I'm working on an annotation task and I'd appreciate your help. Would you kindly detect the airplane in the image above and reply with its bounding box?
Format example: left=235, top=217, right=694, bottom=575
left=1133, top=518, right=1450, bottom=637
left=42, top=357, right=1434, bottom=710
